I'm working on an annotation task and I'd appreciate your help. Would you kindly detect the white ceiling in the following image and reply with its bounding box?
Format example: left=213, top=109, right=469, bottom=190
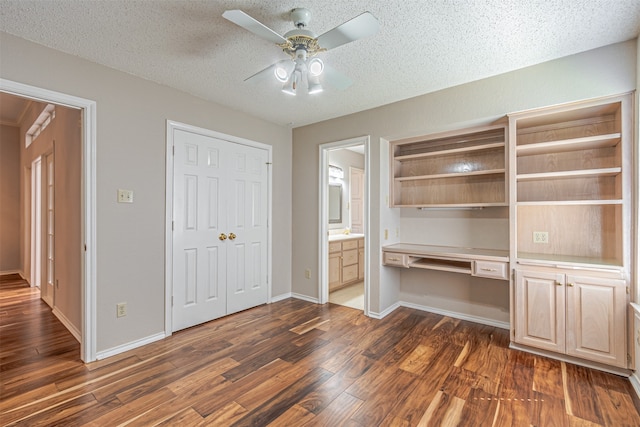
left=1, top=1, right=639, bottom=127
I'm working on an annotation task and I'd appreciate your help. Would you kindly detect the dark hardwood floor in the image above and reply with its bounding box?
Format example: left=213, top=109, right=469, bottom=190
left=1, top=272, right=640, bottom=426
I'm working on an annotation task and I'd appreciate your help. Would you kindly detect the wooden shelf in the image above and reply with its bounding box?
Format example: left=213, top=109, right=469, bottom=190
left=394, top=202, right=507, bottom=208
left=396, top=168, right=505, bottom=182
left=510, top=94, right=630, bottom=272
left=390, top=124, right=507, bottom=207
left=516, top=133, right=620, bottom=156
left=516, top=167, right=621, bottom=182
left=395, top=142, right=504, bottom=161
left=517, top=252, right=623, bottom=269
left=409, top=258, right=472, bottom=274
left=516, top=200, right=623, bottom=206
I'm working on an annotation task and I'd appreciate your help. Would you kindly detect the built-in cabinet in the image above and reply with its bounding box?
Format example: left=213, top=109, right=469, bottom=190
left=509, top=93, right=632, bottom=369
left=515, top=268, right=627, bottom=368
left=389, top=124, right=507, bottom=207
left=384, top=92, right=633, bottom=370
left=329, top=237, right=365, bottom=291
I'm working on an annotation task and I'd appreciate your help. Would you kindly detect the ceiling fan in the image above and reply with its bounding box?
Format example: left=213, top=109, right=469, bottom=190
left=222, top=8, right=379, bottom=95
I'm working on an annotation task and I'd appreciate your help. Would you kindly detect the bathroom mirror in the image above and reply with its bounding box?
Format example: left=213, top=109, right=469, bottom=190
left=328, top=183, right=342, bottom=224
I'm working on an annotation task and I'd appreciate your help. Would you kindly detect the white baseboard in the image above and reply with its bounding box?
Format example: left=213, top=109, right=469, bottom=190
left=52, top=307, right=81, bottom=342
left=399, top=301, right=510, bottom=330
left=630, top=372, right=640, bottom=400
left=368, top=302, right=401, bottom=319
left=292, top=293, right=319, bottom=304
left=96, top=332, right=166, bottom=360
left=0, top=269, right=24, bottom=278
left=271, top=292, right=292, bottom=303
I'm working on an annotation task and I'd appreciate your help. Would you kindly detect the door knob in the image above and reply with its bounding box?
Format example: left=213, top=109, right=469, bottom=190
left=219, top=233, right=227, bottom=241
left=228, top=232, right=236, bottom=240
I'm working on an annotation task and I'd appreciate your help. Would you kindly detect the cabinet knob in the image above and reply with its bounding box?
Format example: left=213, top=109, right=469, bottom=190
left=219, top=233, right=227, bottom=241
left=555, top=281, right=562, bottom=286
left=228, top=232, right=236, bottom=240
left=567, top=283, right=574, bottom=287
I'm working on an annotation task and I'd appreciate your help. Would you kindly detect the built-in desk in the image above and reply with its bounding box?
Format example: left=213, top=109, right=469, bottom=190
left=382, top=243, right=510, bottom=281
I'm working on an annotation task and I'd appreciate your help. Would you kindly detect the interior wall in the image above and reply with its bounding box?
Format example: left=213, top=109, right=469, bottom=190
left=0, top=32, right=293, bottom=354
left=0, top=125, right=21, bottom=273
left=292, top=39, right=638, bottom=316
left=52, top=107, right=82, bottom=328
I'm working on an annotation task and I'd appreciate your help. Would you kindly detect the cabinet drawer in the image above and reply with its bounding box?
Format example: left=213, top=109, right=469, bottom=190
left=473, top=260, right=508, bottom=280
left=342, top=265, right=358, bottom=283
left=342, top=240, right=358, bottom=250
left=329, top=242, right=342, bottom=253
left=383, top=252, right=410, bottom=268
left=343, top=249, right=358, bottom=266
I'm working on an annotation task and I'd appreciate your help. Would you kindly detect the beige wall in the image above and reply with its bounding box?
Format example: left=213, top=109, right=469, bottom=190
left=52, top=107, right=82, bottom=328
left=292, top=39, right=638, bottom=316
left=0, top=125, right=21, bottom=272
left=0, top=32, right=292, bottom=353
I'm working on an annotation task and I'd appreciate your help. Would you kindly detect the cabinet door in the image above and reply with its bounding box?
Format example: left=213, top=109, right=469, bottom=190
left=514, top=269, right=565, bottom=353
left=342, top=265, right=358, bottom=284
left=566, top=274, right=627, bottom=367
left=342, top=249, right=358, bottom=266
left=358, top=248, right=364, bottom=280
left=328, top=252, right=341, bottom=291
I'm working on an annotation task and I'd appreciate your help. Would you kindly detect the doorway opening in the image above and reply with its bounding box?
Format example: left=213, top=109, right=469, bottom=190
left=319, top=136, right=370, bottom=314
left=0, top=79, right=97, bottom=362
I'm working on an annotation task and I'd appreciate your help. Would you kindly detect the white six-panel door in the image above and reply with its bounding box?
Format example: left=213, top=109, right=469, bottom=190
left=172, top=128, right=268, bottom=332
left=225, top=142, right=269, bottom=314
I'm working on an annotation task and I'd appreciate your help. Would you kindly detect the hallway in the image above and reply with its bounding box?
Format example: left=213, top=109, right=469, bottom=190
left=0, top=273, right=81, bottom=402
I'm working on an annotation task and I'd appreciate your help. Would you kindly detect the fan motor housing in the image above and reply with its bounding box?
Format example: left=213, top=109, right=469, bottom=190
left=290, top=8, right=311, bottom=28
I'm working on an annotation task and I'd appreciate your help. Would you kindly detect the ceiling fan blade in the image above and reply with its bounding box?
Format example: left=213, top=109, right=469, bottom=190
left=243, top=60, right=289, bottom=83
left=316, top=12, right=379, bottom=51
left=322, top=64, right=353, bottom=90
left=222, top=10, right=288, bottom=45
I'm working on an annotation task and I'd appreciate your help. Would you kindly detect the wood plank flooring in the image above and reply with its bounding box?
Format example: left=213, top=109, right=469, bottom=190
left=1, top=272, right=640, bottom=426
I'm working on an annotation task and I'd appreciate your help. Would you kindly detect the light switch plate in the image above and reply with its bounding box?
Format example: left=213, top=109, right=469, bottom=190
left=117, top=189, right=134, bottom=203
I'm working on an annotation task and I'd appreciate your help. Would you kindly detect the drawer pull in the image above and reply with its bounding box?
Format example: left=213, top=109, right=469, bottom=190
left=480, top=268, right=498, bottom=272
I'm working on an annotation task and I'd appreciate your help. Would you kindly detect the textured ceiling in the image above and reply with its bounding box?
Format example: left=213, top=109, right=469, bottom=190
left=1, top=1, right=639, bottom=127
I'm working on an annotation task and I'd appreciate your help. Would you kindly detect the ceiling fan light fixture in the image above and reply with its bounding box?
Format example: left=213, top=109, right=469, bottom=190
left=223, top=8, right=379, bottom=96
left=274, top=62, right=293, bottom=82
left=308, top=81, right=323, bottom=94
left=308, top=58, right=324, bottom=76
left=282, top=72, right=298, bottom=95
left=308, top=74, right=323, bottom=94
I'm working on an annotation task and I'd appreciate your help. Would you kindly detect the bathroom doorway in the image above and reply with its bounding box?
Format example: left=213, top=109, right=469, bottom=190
left=318, top=136, right=369, bottom=314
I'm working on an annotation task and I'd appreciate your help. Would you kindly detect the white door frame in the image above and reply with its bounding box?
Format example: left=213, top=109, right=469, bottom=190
left=44, top=151, right=55, bottom=307
left=30, top=156, right=42, bottom=289
left=0, top=78, right=98, bottom=363
left=164, top=120, right=273, bottom=335
left=318, top=136, right=370, bottom=314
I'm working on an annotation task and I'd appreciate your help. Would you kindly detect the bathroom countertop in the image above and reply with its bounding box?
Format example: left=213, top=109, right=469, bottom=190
left=328, top=233, right=364, bottom=242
